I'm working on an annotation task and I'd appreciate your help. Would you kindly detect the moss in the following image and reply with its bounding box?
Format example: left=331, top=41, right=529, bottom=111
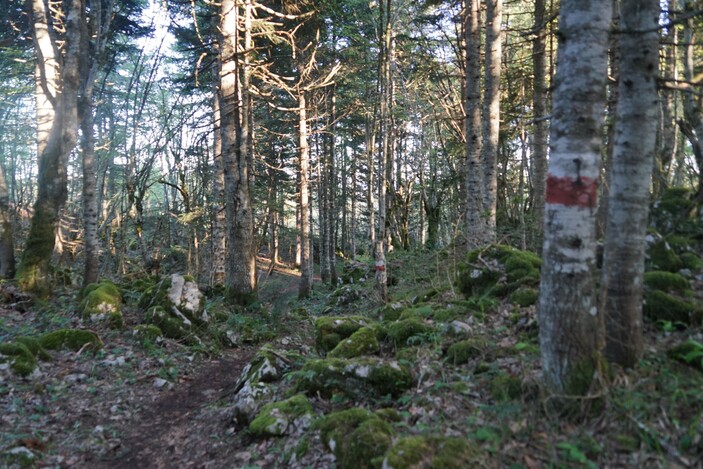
left=315, top=408, right=395, bottom=469
left=144, top=306, right=190, bottom=339
left=387, top=318, right=433, bottom=347
left=315, top=316, right=373, bottom=353
left=79, top=281, right=123, bottom=329
left=249, top=393, right=313, bottom=437
left=681, top=252, right=703, bottom=271
left=562, top=354, right=607, bottom=397
left=295, top=357, right=413, bottom=398
left=457, top=245, right=541, bottom=299
left=644, top=271, right=690, bottom=293
left=14, top=337, right=51, bottom=361
left=667, top=341, right=703, bottom=371
left=0, top=342, right=37, bottom=376
left=226, top=288, right=258, bottom=307
left=445, top=338, right=486, bottom=365
left=39, top=329, right=103, bottom=351
left=16, top=203, right=57, bottom=297
left=644, top=290, right=702, bottom=325
left=648, top=239, right=683, bottom=272
left=382, top=436, right=482, bottom=468
left=380, top=304, right=403, bottom=322
left=432, top=309, right=460, bottom=322
left=510, top=287, right=539, bottom=307
left=133, top=324, right=163, bottom=342
left=328, top=326, right=380, bottom=359
left=489, top=373, right=523, bottom=402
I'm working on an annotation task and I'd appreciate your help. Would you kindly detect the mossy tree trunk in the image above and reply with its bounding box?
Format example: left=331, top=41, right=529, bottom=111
left=538, top=0, right=611, bottom=397
left=18, top=0, right=85, bottom=295
left=600, top=0, right=659, bottom=367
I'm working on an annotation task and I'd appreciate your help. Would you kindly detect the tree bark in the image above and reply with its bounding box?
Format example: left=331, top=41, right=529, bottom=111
left=464, top=0, right=484, bottom=250
left=298, top=90, right=313, bottom=298
left=601, top=0, right=659, bottom=368
left=531, top=0, right=548, bottom=238
left=481, top=0, right=502, bottom=243
left=18, top=0, right=85, bottom=295
left=0, top=161, right=15, bottom=279
left=220, top=0, right=256, bottom=305
left=212, top=88, right=226, bottom=285
left=538, top=0, right=611, bottom=397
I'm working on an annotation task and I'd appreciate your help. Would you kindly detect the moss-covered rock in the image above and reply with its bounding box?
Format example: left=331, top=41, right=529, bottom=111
left=681, top=252, right=703, bottom=271
left=644, top=271, right=690, bottom=294
left=315, top=316, right=374, bottom=353
left=445, top=338, right=487, bottom=365
left=39, top=329, right=103, bottom=351
left=295, top=357, right=414, bottom=398
left=14, top=336, right=51, bottom=361
left=231, top=348, right=304, bottom=424
left=328, top=326, right=381, bottom=359
left=647, top=238, right=684, bottom=272
left=0, top=342, right=38, bottom=376
left=643, top=290, right=702, bottom=325
left=132, top=324, right=163, bottom=342
left=510, top=287, right=539, bottom=307
left=248, top=394, right=314, bottom=437
left=457, top=245, right=541, bottom=299
left=342, top=261, right=371, bottom=284
left=650, top=187, right=699, bottom=235
left=387, top=318, right=433, bottom=347
left=139, top=274, right=206, bottom=324
left=80, top=280, right=123, bottom=328
left=382, top=436, right=483, bottom=468
left=144, top=306, right=191, bottom=339
left=316, top=408, right=396, bottom=469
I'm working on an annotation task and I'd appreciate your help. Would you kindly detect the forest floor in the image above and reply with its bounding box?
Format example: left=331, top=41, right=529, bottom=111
left=2, top=248, right=703, bottom=468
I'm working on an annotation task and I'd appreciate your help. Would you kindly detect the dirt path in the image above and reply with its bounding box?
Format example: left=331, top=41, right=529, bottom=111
left=86, top=262, right=303, bottom=468
left=87, top=347, right=256, bottom=468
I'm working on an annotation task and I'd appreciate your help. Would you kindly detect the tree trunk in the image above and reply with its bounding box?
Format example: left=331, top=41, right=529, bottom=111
left=481, top=0, right=502, bottom=243
left=220, top=0, right=256, bottom=305
left=531, top=0, right=548, bottom=239
left=464, top=0, right=484, bottom=250
left=0, top=161, right=15, bottom=279
left=18, top=0, right=84, bottom=295
left=328, top=88, right=339, bottom=285
left=212, top=89, right=226, bottom=285
left=538, top=0, right=611, bottom=397
left=298, top=90, right=313, bottom=298
left=81, top=93, right=99, bottom=287
left=601, top=0, right=659, bottom=368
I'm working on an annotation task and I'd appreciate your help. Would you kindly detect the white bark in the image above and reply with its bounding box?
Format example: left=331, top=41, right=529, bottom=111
left=601, top=0, right=659, bottom=367
left=538, top=0, right=612, bottom=396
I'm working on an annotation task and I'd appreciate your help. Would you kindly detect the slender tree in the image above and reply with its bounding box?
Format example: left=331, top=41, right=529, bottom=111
left=601, top=0, right=660, bottom=367
left=538, top=0, right=612, bottom=397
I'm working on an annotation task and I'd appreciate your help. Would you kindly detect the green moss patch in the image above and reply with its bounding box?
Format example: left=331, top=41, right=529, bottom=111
left=328, top=326, right=381, bottom=359
left=295, top=357, right=414, bottom=398
left=80, top=280, right=123, bottom=328
left=644, top=271, right=690, bottom=294
left=387, top=318, right=433, bottom=347
left=315, top=408, right=396, bottom=469
left=647, top=238, right=683, bottom=273
left=39, top=329, right=103, bottom=351
left=315, top=316, right=374, bottom=353
left=144, top=306, right=191, bottom=339
left=643, top=290, right=702, bottom=325
left=510, top=287, right=539, bottom=307
left=0, top=342, right=39, bottom=376
left=457, top=245, right=541, bottom=299
left=249, top=394, right=314, bottom=437
left=445, top=338, right=487, bottom=365
left=382, top=435, right=483, bottom=468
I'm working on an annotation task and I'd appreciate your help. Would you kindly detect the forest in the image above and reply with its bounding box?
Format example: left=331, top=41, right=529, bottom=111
left=1, top=0, right=703, bottom=467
